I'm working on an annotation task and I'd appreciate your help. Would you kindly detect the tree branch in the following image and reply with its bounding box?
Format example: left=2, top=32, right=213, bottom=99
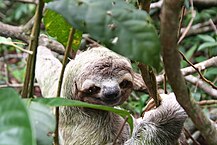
left=0, top=22, right=29, bottom=43
left=156, top=56, right=217, bottom=82
left=185, top=75, right=217, bottom=99
left=22, top=0, right=44, bottom=98
left=193, top=0, right=217, bottom=8
left=160, top=0, right=217, bottom=145
left=150, top=0, right=217, bottom=9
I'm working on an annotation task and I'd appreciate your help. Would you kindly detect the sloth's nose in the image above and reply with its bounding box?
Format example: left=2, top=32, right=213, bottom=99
left=103, top=86, right=120, bottom=101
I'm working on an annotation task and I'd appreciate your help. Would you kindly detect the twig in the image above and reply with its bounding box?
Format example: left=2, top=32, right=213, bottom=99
left=181, top=16, right=217, bottom=36
left=54, top=28, right=76, bottom=145
left=1, top=41, right=32, bottom=54
left=179, top=51, right=217, bottom=89
left=198, top=100, right=217, bottom=106
left=14, top=0, right=38, bottom=4
left=185, top=75, right=217, bottom=99
left=184, top=128, right=200, bottom=145
left=209, top=18, right=217, bottom=34
left=161, top=0, right=217, bottom=144
left=112, top=117, right=128, bottom=145
left=82, top=35, right=101, bottom=47
left=178, top=0, right=196, bottom=44
left=156, top=56, right=217, bottom=83
left=0, top=83, right=39, bottom=88
left=177, top=6, right=185, bottom=38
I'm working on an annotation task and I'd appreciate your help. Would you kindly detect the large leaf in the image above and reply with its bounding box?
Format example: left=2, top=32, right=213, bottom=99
left=43, top=9, right=82, bottom=50
left=32, top=97, right=133, bottom=133
left=47, top=0, right=161, bottom=69
left=0, top=88, right=36, bottom=145
left=198, top=34, right=216, bottom=42
left=198, top=42, right=217, bottom=51
left=25, top=101, right=55, bottom=145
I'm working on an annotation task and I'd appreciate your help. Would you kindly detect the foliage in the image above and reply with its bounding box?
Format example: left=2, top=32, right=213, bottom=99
left=33, top=97, right=134, bottom=132
left=43, top=9, right=82, bottom=50
left=47, top=0, right=161, bottom=70
left=0, top=1, right=35, bottom=24
left=0, top=88, right=36, bottom=145
left=1, top=0, right=217, bottom=144
left=0, top=88, right=134, bottom=144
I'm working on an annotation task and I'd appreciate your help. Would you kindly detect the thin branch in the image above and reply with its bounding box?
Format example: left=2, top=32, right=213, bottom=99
left=184, top=128, right=200, bottom=145
left=22, top=0, right=44, bottom=98
left=112, top=117, right=128, bottom=145
left=185, top=75, right=217, bottom=99
left=198, top=100, right=217, bottom=106
left=177, top=6, right=185, bottom=38
left=161, top=0, right=217, bottom=144
left=0, top=22, right=29, bottom=43
left=54, top=28, right=76, bottom=145
left=178, top=0, right=196, bottom=44
left=179, top=51, right=217, bottom=89
left=209, top=18, right=217, bottom=34
left=150, top=0, right=217, bottom=9
left=82, top=35, right=101, bottom=47
left=1, top=41, right=32, bottom=54
left=193, top=0, right=217, bottom=7
left=156, top=56, right=217, bottom=83
left=14, top=0, right=38, bottom=4
left=181, top=16, right=217, bottom=36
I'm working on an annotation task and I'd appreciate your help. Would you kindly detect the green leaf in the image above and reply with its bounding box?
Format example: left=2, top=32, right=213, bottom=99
left=24, top=101, right=55, bottom=145
left=198, top=34, right=216, bottom=42
left=32, top=97, right=133, bottom=133
left=43, top=9, right=82, bottom=50
left=198, top=42, right=217, bottom=51
left=47, top=0, right=161, bottom=70
left=0, top=88, right=36, bottom=145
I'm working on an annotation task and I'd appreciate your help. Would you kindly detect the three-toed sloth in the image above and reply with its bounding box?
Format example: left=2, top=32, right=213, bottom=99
left=36, top=46, right=187, bottom=145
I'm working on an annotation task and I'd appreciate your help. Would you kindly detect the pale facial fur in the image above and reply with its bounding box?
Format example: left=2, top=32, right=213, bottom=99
left=62, top=47, right=133, bottom=106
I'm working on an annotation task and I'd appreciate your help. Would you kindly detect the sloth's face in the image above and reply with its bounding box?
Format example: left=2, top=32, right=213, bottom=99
left=74, top=57, right=133, bottom=106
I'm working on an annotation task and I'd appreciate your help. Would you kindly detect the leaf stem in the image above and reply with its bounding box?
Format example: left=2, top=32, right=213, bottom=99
left=138, top=63, right=161, bottom=107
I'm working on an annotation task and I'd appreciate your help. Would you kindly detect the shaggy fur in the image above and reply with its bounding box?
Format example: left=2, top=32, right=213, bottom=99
left=36, top=46, right=187, bottom=145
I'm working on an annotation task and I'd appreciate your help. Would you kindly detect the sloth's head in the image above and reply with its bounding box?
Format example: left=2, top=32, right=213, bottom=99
left=62, top=47, right=133, bottom=106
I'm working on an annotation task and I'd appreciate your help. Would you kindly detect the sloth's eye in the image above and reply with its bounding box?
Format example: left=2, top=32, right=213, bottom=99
left=119, top=80, right=132, bottom=88
left=86, top=86, right=101, bottom=95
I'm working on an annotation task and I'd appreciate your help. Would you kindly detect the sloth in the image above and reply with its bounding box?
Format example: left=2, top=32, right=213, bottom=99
left=35, top=45, right=187, bottom=145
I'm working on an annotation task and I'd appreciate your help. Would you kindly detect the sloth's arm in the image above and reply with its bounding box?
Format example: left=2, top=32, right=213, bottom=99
left=125, top=93, right=187, bottom=145
left=35, top=46, right=62, bottom=97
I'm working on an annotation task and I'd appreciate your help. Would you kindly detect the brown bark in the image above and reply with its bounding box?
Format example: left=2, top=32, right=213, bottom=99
left=160, top=0, right=217, bottom=144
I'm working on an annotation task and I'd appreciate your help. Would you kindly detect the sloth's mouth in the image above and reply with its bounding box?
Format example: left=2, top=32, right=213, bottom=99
left=83, top=96, right=121, bottom=106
